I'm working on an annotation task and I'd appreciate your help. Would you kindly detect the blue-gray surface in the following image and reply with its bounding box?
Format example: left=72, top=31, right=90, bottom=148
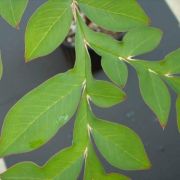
left=0, top=1, right=180, bottom=180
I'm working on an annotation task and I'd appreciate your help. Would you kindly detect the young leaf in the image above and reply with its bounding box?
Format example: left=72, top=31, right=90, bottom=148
left=122, top=27, right=162, bottom=57
left=78, top=0, right=149, bottom=32
left=0, top=0, right=28, bottom=28
left=84, top=143, right=129, bottom=180
left=101, top=56, right=128, bottom=87
left=87, top=80, right=126, bottom=108
left=44, top=146, right=84, bottom=180
left=176, top=96, right=180, bottom=133
left=0, top=162, right=45, bottom=180
left=158, top=48, right=180, bottom=74
left=25, top=0, right=72, bottom=61
left=0, top=70, right=83, bottom=157
left=91, top=118, right=151, bottom=170
left=0, top=52, right=3, bottom=80
left=134, top=63, right=171, bottom=127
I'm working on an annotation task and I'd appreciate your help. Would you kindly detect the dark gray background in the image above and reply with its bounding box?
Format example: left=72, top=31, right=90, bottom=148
left=0, top=1, right=180, bottom=180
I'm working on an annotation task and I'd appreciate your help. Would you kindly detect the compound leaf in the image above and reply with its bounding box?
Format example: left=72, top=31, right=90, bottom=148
left=78, top=0, right=149, bottom=32
left=0, top=70, right=83, bottom=157
left=91, top=118, right=151, bottom=170
left=102, top=56, right=128, bottom=87
left=25, top=0, right=72, bottom=61
left=0, top=0, right=28, bottom=28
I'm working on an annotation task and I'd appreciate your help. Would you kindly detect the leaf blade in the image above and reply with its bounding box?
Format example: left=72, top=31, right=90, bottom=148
left=78, top=0, right=149, bottom=31
left=134, top=63, right=171, bottom=127
left=44, top=146, right=84, bottom=180
left=87, top=80, right=126, bottom=108
left=102, top=56, right=128, bottom=87
left=91, top=118, right=151, bottom=170
left=25, top=0, right=72, bottom=61
left=0, top=0, right=28, bottom=28
left=0, top=70, right=83, bottom=157
left=122, top=26, right=162, bottom=57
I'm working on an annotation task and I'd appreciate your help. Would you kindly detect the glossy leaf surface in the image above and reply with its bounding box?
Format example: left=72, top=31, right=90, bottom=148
left=25, top=0, right=72, bottom=61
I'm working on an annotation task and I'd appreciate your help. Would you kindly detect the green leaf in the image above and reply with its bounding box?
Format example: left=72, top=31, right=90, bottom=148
left=164, top=76, right=180, bottom=94
left=0, top=70, right=83, bottom=157
left=122, top=27, right=162, bottom=57
left=78, top=0, right=149, bottom=32
left=84, top=143, right=129, bottom=180
left=73, top=93, right=89, bottom=147
left=133, top=63, right=171, bottom=127
left=44, top=146, right=84, bottom=180
left=87, top=80, right=126, bottom=108
left=102, top=56, right=128, bottom=87
left=1, top=146, right=84, bottom=180
left=25, top=0, right=72, bottom=61
left=0, top=162, right=45, bottom=180
left=176, top=96, right=180, bottom=133
left=0, top=52, right=3, bottom=80
left=91, top=118, right=151, bottom=170
left=77, top=15, right=122, bottom=58
left=0, top=0, right=28, bottom=28
left=158, top=48, right=180, bottom=75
